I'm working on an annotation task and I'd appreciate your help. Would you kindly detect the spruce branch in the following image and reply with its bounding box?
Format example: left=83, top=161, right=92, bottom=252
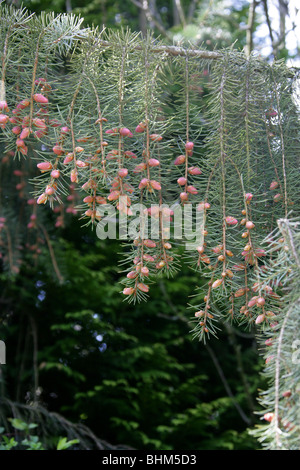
left=0, top=6, right=300, bottom=448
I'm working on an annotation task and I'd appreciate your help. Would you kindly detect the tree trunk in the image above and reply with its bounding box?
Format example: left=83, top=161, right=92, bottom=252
left=139, top=7, right=148, bottom=36
left=278, top=0, right=288, bottom=51
left=173, top=0, right=181, bottom=26
left=65, top=0, right=72, bottom=13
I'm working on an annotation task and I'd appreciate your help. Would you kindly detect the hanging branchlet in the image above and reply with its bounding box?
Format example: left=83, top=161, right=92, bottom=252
left=120, top=34, right=173, bottom=301
left=188, top=52, right=299, bottom=345
left=249, top=218, right=300, bottom=450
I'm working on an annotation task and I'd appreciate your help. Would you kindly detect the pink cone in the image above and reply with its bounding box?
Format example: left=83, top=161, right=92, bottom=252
left=246, top=221, right=255, bottom=229
left=270, top=181, right=278, bottom=190
left=141, top=266, right=149, bottom=276
left=118, top=168, right=128, bottom=178
left=187, top=185, right=198, bottom=195
left=51, top=169, right=60, bottom=178
left=16, top=99, right=30, bottom=109
left=148, top=158, right=160, bottom=167
left=127, top=271, right=137, bottom=279
left=143, top=239, right=156, bottom=248
left=12, top=126, right=21, bottom=135
left=180, top=192, right=188, bottom=201
left=34, top=129, right=47, bottom=138
left=119, top=127, right=132, bottom=137
left=273, top=193, right=282, bottom=202
left=33, top=118, right=47, bottom=129
left=150, top=134, right=162, bottom=142
left=124, top=151, right=137, bottom=159
left=0, top=100, right=8, bottom=111
left=96, top=196, right=107, bottom=204
left=35, top=77, right=46, bottom=85
left=185, top=141, right=194, bottom=150
left=63, top=153, right=74, bottom=164
left=45, top=186, right=55, bottom=195
left=0, top=114, right=9, bottom=125
left=37, top=161, right=53, bottom=171
left=133, top=163, right=147, bottom=173
left=150, top=180, right=161, bottom=190
left=255, top=314, right=265, bottom=324
left=225, top=216, right=238, bottom=225
left=33, top=93, right=48, bottom=104
left=53, top=145, right=64, bottom=155
left=20, top=127, right=30, bottom=140
left=107, top=191, right=120, bottom=201
left=139, top=178, right=149, bottom=190
left=245, top=192, right=253, bottom=202
left=70, top=169, right=78, bottom=183
left=137, top=283, right=149, bottom=293
left=174, top=155, right=185, bottom=165
left=197, top=202, right=210, bottom=211
left=105, top=128, right=119, bottom=135
left=248, top=297, right=258, bottom=308
left=49, top=119, right=61, bottom=128
left=76, top=160, right=88, bottom=168
left=188, top=166, right=202, bottom=175
left=123, top=287, right=135, bottom=295
left=10, top=116, right=20, bottom=124
left=18, top=146, right=27, bottom=155
left=83, top=196, right=94, bottom=203
left=37, top=193, right=48, bottom=204
left=177, top=177, right=187, bottom=186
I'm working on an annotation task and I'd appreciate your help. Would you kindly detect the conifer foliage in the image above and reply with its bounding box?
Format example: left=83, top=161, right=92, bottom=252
left=0, top=4, right=299, bottom=449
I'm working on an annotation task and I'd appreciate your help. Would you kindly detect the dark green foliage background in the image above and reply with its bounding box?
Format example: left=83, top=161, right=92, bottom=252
left=1, top=218, right=262, bottom=449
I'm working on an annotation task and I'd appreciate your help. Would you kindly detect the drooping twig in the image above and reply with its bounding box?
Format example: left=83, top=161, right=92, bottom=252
left=223, top=322, right=256, bottom=418
left=29, top=315, right=39, bottom=404
left=205, top=343, right=252, bottom=426
left=0, top=398, right=135, bottom=450
left=39, top=224, right=64, bottom=283
left=157, top=282, right=252, bottom=426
